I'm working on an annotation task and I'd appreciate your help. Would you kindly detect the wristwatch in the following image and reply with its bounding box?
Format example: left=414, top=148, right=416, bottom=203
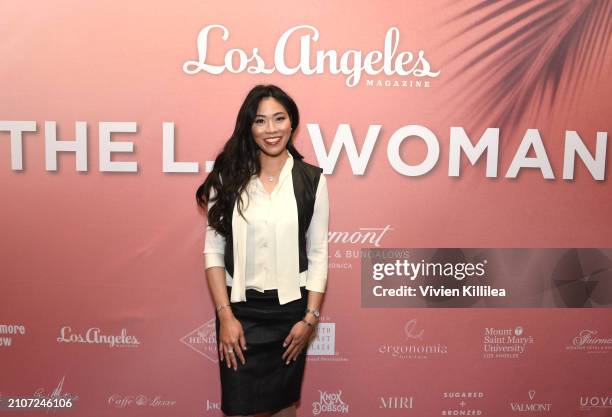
left=305, top=308, right=320, bottom=319
left=301, top=319, right=314, bottom=327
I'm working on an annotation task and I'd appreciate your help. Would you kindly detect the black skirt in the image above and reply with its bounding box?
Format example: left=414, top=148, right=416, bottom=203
left=215, top=285, right=308, bottom=416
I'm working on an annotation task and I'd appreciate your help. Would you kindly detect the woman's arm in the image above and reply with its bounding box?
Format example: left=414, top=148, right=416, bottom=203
left=204, top=265, right=247, bottom=370
left=304, top=173, right=329, bottom=295
left=203, top=198, right=247, bottom=370
left=205, top=266, right=231, bottom=318
left=305, top=290, right=324, bottom=324
left=282, top=173, right=329, bottom=363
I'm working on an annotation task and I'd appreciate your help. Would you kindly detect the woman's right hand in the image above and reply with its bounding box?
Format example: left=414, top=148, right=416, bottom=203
left=218, top=312, right=247, bottom=370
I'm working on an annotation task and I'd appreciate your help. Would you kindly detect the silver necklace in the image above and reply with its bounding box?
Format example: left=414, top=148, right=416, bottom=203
left=267, top=175, right=274, bottom=182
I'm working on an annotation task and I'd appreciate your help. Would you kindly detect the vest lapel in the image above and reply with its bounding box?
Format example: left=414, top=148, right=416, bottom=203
left=230, top=197, right=248, bottom=302
left=223, top=156, right=322, bottom=304
left=275, top=173, right=301, bottom=304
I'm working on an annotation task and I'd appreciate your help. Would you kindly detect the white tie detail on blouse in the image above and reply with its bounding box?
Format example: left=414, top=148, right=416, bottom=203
left=203, top=151, right=329, bottom=305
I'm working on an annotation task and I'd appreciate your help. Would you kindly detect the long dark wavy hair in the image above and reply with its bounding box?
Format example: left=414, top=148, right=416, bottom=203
left=195, top=84, right=304, bottom=237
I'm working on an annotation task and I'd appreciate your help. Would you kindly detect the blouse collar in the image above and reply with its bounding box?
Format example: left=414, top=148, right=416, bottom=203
left=251, top=150, right=293, bottom=194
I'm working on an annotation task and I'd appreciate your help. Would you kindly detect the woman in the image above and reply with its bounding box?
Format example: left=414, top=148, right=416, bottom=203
left=195, top=84, right=329, bottom=417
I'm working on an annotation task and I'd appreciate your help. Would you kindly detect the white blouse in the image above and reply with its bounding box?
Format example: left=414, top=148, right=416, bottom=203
left=203, top=151, right=329, bottom=305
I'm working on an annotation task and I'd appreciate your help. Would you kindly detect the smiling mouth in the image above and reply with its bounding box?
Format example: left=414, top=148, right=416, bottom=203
left=264, top=137, right=282, bottom=145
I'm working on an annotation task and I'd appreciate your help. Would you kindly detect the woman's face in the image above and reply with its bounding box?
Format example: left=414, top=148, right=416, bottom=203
left=251, top=97, right=292, bottom=158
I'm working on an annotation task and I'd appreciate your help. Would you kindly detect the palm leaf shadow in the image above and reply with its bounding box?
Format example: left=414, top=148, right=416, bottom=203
left=444, top=0, right=612, bottom=141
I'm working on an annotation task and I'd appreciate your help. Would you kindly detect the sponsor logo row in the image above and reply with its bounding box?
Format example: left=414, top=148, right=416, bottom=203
left=2, top=378, right=610, bottom=415
left=2, top=321, right=611, bottom=360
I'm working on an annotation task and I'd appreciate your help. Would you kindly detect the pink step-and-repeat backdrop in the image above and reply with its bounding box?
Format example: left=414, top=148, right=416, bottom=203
left=2, top=1, right=612, bottom=416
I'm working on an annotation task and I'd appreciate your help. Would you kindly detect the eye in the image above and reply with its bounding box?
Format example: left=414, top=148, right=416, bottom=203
left=254, top=119, right=264, bottom=125
left=276, top=116, right=286, bottom=122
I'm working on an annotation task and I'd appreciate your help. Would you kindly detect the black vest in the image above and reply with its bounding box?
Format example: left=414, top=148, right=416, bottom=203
left=224, top=159, right=323, bottom=277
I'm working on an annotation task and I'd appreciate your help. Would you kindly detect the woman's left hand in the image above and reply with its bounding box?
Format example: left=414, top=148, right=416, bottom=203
left=282, top=320, right=314, bottom=364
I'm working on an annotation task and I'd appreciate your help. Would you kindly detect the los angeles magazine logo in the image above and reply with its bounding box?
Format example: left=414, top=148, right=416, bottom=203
left=57, top=326, right=140, bottom=348
left=183, top=25, right=440, bottom=88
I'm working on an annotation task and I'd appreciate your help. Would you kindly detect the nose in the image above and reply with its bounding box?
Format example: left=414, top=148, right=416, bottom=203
left=265, top=119, right=277, bottom=133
